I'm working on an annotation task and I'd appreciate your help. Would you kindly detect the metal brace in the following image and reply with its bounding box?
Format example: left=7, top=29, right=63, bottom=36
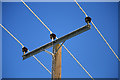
left=43, top=49, right=54, bottom=56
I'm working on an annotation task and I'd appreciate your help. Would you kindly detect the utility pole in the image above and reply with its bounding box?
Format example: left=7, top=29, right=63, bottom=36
left=22, top=17, right=91, bottom=80
left=52, top=44, right=62, bottom=80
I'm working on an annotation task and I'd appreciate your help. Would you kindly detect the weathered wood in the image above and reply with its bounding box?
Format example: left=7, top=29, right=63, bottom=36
left=52, top=44, right=62, bottom=80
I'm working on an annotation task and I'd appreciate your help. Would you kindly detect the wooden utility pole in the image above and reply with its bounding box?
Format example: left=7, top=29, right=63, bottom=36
left=22, top=17, right=91, bottom=79
left=52, top=44, right=62, bottom=80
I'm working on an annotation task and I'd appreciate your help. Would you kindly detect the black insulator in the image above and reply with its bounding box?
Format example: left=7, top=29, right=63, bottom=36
left=50, top=33, right=56, bottom=40
left=85, top=17, right=91, bottom=23
left=22, top=47, right=28, bottom=53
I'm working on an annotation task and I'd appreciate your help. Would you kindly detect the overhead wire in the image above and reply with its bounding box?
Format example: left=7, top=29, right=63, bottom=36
left=20, top=0, right=52, bottom=34
left=0, top=24, right=51, bottom=74
left=20, top=0, right=94, bottom=79
left=74, top=0, right=120, bottom=61
left=33, top=55, right=52, bottom=74
left=74, top=0, right=88, bottom=17
left=0, top=24, right=24, bottom=47
left=91, top=21, right=120, bottom=61
left=63, top=45, right=94, bottom=80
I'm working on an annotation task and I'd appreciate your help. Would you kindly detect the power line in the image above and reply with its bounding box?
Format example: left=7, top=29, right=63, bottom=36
left=63, top=45, right=94, bottom=80
left=0, top=24, right=51, bottom=74
left=91, top=21, right=120, bottom=61
left=20, top=0, right=52, bottom=34
left=74, top=0, right=120, bottom=61
left=0, top=24, right=24, bottom=47
left=74, top=0, right=88, bottom=17
left=33, top=55, right=52, bottom=74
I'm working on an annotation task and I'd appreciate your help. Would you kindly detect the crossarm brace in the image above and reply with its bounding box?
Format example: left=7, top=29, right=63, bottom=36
left=43, top=49, right=54, bottom=56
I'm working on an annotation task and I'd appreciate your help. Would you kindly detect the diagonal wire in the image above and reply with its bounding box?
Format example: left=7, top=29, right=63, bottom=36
left=32, top=55, right=52, bottom=74
left=74, top=0, right=120, bottom=61
left=91, top=21, right=120, bottom=61
left=74, top=0, right=88, bottom=17
left=20, top=0, right=94, bottom=78
left=0, top=24, right=51, bottom=74
left=20, top=0, right=52, bottom=34
left=0, top=24, right=24, bottom=47
left=63, top=45, right=94, bottom=80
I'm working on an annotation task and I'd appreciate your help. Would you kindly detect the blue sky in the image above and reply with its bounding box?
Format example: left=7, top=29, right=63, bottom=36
left=1, top=2, right=119, bottom=78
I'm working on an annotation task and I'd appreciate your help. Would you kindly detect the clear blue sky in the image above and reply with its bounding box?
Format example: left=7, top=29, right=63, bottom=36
left=2, top=2, right=119, bottom=78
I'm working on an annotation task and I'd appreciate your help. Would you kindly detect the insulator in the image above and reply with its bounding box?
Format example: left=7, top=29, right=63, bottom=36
left=22, top=47, right=28, bottom=53
left=50, top=33, right=56, bottom=40
left=85, top=17, right=91, bottom=23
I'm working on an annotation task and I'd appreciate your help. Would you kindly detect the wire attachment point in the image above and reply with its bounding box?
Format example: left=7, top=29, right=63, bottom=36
left=22, top=47, right=28, bottom=54
left=85, top=17, right=91, bottom=24
left=50, top=33, right=56, bottom=40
